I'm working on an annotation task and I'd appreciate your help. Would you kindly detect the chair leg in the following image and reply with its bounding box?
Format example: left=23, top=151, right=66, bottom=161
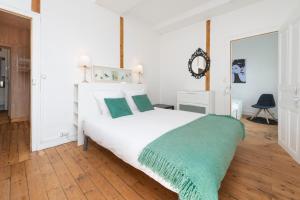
left=263, top=109, right=270, bottom=124
left=266, top=109, right=276, bottom=120
left=251, top=109, right=262, bottom=120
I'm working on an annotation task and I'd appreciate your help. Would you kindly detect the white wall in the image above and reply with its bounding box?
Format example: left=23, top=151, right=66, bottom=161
left=160, top=21, right=206, bottom=106
left=0, top=0, right=31, bottom=12
left=124, top=17, right=160, bottom=103
left=40, top=0, right=119, bottom=146
left=0, top=0, right=160, bottom=149
left=231, top=32, right=278, bottom=117
left=210, top=0, right=300, bottom=115
left=159, top=0, right=300, bottom=114
left=40, top=0, right=160, bottom=148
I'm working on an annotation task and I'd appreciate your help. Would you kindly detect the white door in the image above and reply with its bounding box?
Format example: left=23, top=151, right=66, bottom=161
left=278, top=17, right=300, bottom=164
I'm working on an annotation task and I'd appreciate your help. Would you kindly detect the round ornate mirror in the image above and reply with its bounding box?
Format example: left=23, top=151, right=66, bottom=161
left=188, top=48, right=210, bottom=79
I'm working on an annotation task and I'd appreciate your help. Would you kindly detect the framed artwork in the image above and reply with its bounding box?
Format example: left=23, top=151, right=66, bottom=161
left=93, top=66, right=132, bottom=83
left=118, top=70, right=132, bottom=81
left=232, top=59, right=246, bottom=83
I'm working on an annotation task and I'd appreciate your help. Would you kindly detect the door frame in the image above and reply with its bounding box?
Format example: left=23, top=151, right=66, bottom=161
left=223, top=26, right=280, bottom=115
left=0, top=46, right=10, bottom=112
left=229, top=30, right=279, bottom=118
left=277, top=16, right=300, bottom=164
left=0, top=4, right=41, bottom=151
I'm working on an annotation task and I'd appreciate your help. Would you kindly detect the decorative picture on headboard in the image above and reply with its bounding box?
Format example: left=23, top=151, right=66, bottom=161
left=232, top=59, right=246, bottom=83
left=93, top=66, right=132, bottom=82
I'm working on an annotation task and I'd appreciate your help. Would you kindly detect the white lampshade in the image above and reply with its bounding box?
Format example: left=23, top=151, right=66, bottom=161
left=134, top=64, right=143, bottom=74
left=79, top=55, right=91, bottom=68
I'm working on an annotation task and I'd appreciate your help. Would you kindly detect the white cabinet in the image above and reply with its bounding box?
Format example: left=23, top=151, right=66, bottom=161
left=177, top=91, right=215, bottom=114
left=278, top=17, right=300, bottom=164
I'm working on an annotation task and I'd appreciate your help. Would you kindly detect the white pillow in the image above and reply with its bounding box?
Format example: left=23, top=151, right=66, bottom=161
left=123, top=89, right=146, bottom=112
left=94, top=90, right=124, bottom=116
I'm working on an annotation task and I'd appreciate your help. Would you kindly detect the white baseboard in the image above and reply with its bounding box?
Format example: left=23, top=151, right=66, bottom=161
left=279, top=140, right=300, bottom=164
left=38, top=134, right=77, bottom=150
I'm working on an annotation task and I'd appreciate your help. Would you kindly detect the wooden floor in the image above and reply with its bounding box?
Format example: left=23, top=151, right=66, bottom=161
left=0, top=111, right=9, bottom=125
left=0, top=118, right=300, bottom=200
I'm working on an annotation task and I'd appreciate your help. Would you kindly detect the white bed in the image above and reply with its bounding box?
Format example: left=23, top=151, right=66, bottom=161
left=83, top=107, right=203, bottom=192
left=76, top=83, right=204, bottom=192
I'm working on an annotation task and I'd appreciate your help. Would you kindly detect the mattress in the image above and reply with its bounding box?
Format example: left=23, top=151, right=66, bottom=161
left=83, top=108, right=203, bottom=192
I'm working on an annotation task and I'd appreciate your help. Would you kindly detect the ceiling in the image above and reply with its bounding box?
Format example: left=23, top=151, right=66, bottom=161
left=0, top=10, right=31, bottom=30
left=95, top=0, right=261, bottom=33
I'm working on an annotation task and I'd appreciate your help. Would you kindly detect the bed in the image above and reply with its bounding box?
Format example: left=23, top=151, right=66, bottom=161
left=84, top=107, right=202, bottom=191
left=77, top=83, right=244, bottom=200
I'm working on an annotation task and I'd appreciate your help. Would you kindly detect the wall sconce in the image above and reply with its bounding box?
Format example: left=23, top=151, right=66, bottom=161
left=79, top=55, right=91, bottom=83
left=134, top=64, right=143, bottom=84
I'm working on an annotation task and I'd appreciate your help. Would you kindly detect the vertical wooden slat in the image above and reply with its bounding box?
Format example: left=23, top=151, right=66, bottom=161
left=31, top=0, right=40, bottom=13
left=120, top=17, right=124, bottom=68
left=205, top=20, right=211, bottom=91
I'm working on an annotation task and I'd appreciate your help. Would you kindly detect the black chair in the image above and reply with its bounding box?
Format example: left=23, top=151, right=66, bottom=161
left=251, top=94, right=276, bottom=124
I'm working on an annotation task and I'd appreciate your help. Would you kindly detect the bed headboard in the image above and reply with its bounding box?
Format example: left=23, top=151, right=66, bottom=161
left=76, top=82, right=145, bottom=145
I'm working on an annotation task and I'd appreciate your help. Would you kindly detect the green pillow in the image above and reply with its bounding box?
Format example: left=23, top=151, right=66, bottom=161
left=132, top=94, right=154, bottom=112
left=104, top=98, right=133, bottom=119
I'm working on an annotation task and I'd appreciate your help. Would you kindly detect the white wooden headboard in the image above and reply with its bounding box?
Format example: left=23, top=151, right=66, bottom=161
left=76, top=83, right=145, bottom=145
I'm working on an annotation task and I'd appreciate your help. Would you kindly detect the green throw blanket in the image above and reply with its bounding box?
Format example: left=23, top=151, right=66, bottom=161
left=138, top=114, right=245, bottom=200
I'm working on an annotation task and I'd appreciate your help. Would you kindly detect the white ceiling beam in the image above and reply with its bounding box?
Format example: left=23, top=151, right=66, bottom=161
left=95, top=0, right=145, bottom=14
left=154, top=0, right=232, bottom=33
left=95, top=0, right=261, bottom=34
left=155, top=0, right=261, bottom=34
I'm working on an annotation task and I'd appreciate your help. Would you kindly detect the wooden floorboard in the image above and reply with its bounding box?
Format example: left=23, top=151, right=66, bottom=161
left=45, top=148, right=87, bottom=200
left=56, top=145, right=105, bottom=200
left=0, top=117, right=300, bottom=199
left=0, top=178, right=10, bottom=200
left=25, top=153, right=48, bottom=200
left=10, top=162, right=30, bottom=200
left=36, top=150, right=67, bottom=200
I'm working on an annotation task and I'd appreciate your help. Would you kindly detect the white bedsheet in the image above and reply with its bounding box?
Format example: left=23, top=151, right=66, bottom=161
left=83, top=108, right=203, bottom=192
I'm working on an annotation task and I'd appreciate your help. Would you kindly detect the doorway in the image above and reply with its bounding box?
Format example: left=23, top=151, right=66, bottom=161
left=0, top=10, right=31, bottom=151
left=230, top=32, right=279, bottom=125
left=0, top=46, right=10, bottom=124
left=0, top=47, right=9, bottom=114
